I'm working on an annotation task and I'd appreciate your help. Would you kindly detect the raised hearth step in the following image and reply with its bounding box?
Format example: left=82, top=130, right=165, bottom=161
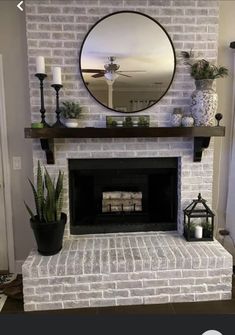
left=22, top=232, right=233, bottom=312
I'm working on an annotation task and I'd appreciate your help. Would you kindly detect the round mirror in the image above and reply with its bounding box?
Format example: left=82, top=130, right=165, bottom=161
left=79, top=11, right=176, bottom=113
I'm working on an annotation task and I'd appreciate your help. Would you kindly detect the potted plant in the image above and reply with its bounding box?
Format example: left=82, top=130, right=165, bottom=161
left=181, top=51, right=228, bottom=126
left=106, top=116, right=118, bottom=128
left=138, top=116, right=149, bottom=127
left=60, top=100, right=82, bottom=128
left=123, top=116, right=133, bottom=127
left=24, top=161, right=67, bottom=256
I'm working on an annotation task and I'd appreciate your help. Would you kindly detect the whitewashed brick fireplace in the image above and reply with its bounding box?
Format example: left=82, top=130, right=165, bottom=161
left=22, top=0, right=233, bottom=311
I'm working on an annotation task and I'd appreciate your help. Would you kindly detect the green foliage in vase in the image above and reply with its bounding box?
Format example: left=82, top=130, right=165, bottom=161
left=123, top=116, right=133, bottom=127
left=138, top=116, right=149, bottom=127
left=201, top=221, right=213, bottom=238
left=24, top=161, right=64, bottom=223
left=106, top=117, right=117, bottom=127
left=111, top=120, right=118, bottom=127
left=181, top=51, right=228, bottom=80
left=60, top=101, right=82, bottom=119
left=188, top=222, right=196, bottom=238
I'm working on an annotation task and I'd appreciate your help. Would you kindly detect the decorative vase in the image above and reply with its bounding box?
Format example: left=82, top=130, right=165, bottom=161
left=190, top=79, right=217, bottom=126
left=181, top=115, right=194, bottom=127
left=171, top=107, right=182, bottom=127
left=63, top=119, right=79, bottom=128
left=30, top=213, right=67, bottom=256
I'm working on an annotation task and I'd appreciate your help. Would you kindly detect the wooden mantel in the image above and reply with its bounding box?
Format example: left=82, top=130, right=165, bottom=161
left=24, top=126, right=225, bottom=164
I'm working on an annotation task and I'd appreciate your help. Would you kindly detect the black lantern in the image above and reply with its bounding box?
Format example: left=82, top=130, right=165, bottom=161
left=183, top=193, right=215, bottom=241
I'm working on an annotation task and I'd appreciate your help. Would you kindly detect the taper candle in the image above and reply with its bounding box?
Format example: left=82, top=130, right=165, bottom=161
left=52, top=67, right=62, bottom=85
left=36, top=56, right=45, bottom=74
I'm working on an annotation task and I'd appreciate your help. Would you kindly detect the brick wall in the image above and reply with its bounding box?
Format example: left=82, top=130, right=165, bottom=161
left=25, top=0, right=219, bottom=237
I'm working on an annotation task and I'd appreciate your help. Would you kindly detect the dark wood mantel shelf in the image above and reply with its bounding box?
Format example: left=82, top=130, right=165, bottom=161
left=24, top=126, right=225, bottom=164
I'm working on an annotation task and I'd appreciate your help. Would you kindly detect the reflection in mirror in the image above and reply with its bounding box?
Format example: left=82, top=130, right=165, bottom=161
left=80, top=11, right=176, bottom=113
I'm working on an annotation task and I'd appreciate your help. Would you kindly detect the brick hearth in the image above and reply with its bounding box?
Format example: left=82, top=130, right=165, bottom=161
left=22, top=232, right=233, bottom=311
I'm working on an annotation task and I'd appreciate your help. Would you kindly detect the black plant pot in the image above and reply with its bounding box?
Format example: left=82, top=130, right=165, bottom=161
left=30, top=213, right=67, bottom=256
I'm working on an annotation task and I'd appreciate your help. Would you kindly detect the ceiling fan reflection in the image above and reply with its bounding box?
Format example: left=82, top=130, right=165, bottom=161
left=82, top=56, right=145, bottom=79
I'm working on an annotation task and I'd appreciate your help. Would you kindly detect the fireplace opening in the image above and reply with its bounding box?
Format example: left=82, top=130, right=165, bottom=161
left=69, top=158, right=178, bottom=234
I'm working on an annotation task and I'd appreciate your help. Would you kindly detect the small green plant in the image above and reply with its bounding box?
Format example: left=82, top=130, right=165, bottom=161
left=106, top=116, right=118, bottom=128
left=138, top=116, right=149, bottom=127
left=123, top=116, right=133, bottom=127
left=106, top=116, right=113, bottom=127
left=181, top=51, right=228, bottom=80
left=188, top=222, right=196, bottom=238
left=24, top=161, right=64, bottom=223
left=201, top=221, right=213, bottom=238
left=111, top=120, right=118, bottom=127
left=60, top=101, right=82, bottom=119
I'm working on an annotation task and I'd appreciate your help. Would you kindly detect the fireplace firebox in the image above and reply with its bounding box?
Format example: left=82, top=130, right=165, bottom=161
left=69, top=158, right=178, bottom=234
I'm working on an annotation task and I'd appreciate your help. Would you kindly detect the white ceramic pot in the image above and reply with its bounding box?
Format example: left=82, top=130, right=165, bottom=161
left=63, top=119, right=79, bottom=128
left=181, top=115, right=194, bottom=127
left=171, top=108, right=182, bottom=127
left=190, top=79, right=217, bottom=126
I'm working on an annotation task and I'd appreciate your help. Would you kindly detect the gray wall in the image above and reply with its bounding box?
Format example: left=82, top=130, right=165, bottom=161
left=0, top=1, right=35, bottom=263
left=214, top=0, right=235, bottom=258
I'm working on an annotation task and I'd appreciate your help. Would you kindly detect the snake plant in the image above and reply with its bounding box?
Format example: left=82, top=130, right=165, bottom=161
left=25, top=161, right=64, bottom=223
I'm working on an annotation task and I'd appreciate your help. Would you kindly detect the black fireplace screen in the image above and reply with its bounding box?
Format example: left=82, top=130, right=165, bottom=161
left=69, top=158, right=178, bottom=235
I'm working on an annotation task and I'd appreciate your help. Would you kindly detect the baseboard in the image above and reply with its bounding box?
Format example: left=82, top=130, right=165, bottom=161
left=15, top=260, right=24, bottom=274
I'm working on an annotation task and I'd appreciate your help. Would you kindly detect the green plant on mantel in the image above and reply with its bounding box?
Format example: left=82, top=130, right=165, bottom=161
left=24, top=161, right=64, bottom=223
left=106, top=116, right=118, bottom=127
left=181, top=50, right=228, bottom=80
left=123, top=116, right=133, bottom=127
left=138, top=116, right=149, bottom=127
left=60, top=100, right=82, bottom=119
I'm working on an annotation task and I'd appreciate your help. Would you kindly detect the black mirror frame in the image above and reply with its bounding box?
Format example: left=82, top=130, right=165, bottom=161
left=79, top=10, right=176, bottom=114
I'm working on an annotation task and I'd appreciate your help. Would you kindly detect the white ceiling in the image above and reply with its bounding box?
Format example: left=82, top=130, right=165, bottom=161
left=80, top=12, right=175, bottom=89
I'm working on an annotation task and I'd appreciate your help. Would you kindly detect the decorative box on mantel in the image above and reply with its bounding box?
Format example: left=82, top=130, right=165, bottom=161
left=183, top=193, right=215, bottom=242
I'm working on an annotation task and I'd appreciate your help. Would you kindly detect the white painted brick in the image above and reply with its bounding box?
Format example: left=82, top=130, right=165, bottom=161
left=130, top=288, right=155, bottom=297
left=25, top=294, right=50, bottom=303
left=36, top=302, right=63, bottom=310
left=23, top=232, right=232, bottom=311
left=157, top=270, right=182, bottom=279
left=63, top=300, right=90, bottom=309
left=116, top=281, right=143, bottom=289
left=103, top=289, right=129, bottom=298
left=170, top=294, right=195, bottom=303
left=22, top=0, right=230, bottom=313
left=220, top=292, right=232, bottom=300
left=116, top=297, right=143, bottom=306
left=89, top=299, right=116, bottom=307
left=195, top=293, right=221, bottom=302
left=35, top=285, right=63, bottom=294
left=63, top=284, right=90, bottom=292
left=144, top=295, right=170, bottom=304
left=24, top=303, right=37, bottom=311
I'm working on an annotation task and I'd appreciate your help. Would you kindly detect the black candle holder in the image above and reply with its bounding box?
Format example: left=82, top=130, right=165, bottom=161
left=215, top=113, right=223, bottom=127
left=51, top=84, right=65, bottom=128
left=35, top=73, right=50, bottom=127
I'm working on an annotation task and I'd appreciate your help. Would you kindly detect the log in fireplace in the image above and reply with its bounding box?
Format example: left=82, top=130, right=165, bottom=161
left=69, top=158, right=178, bottom=234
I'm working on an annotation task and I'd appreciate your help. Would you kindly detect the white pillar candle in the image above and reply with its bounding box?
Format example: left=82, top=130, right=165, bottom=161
left=195, top=226, right=203, bottom=239
left=52, top=67, right=62, bottom=85
left=36, top=56, right=45, bottom=74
